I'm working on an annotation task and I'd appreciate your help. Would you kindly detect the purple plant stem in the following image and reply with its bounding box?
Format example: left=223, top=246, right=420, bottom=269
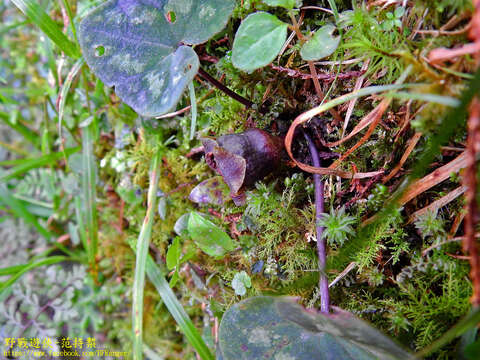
left=304, top=132, right=330, bottom=313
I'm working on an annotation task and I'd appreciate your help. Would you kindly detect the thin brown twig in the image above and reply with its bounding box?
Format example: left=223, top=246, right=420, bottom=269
left=328, top=98, right=390, bottom=169
left=400, top=152, right=468, bottom=205
left=289, top=11, right=343, bottom=124
left=342, top=59, right=370, bottom=138
left=422, top=235, right=480, bottom=257
left=409, top=185, right=467, bottom=223
left=269, top=64, right=365, bottom=81
left=383, top=132, right=423, bottom=183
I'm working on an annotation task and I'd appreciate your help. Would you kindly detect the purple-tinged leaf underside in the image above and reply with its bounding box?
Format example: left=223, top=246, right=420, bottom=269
left=79, top=0, right=235, bottom=117
left=219, top=296, right=412, bottom=360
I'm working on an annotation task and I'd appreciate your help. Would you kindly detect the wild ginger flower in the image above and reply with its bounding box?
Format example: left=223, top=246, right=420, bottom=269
left=198, top=129, right=284, bottom=205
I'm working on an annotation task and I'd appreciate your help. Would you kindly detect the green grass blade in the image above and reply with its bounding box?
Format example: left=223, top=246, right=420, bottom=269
left=0, top=256, right=68, bottom=295
left=58, top=58, right=85, bottom=149
left=81, top=121, right=99, bottom=274
left=0, top=264, right=29, bottom=276
left=0, top=147, right=80, bottom=182
left=0, top=185, right=52, bottom=239
left=0, top=248, right=54, bottom=276
left=61, top=0, right=78, bottom=44
left=0, top=111, right=41, bottom=147
left=387, top=92, right=460, bottom=107
left=132, top=148, right=162, bottom=360
left=74, top=196, right=88, bottom=256
left=10, top=0, right=80, bottom=58
left=0, top=20, right=29, bottom=36
left=145, top=255, right=214, bottom=360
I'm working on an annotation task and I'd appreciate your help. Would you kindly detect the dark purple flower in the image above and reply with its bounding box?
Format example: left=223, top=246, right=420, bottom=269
left=201, top=129, right=284, bottom=203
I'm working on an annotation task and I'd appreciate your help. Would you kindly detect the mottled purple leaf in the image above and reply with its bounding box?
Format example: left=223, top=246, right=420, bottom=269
left=189, top=176, right=230, bottom=205
left=78, top=0, right=235, bottom=117
left=218, top=296, right=412, bottom=360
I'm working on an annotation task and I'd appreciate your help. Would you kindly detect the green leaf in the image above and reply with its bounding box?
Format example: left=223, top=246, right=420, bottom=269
left=0, top=256, right=69, bottom=295
left=263, top=0, right=297, bottom=10
left=169, top=270, right=180, bottom=288
left=158, top=196, right=167, bottom=220
left=187, top=212, right=236, bottom=257
left=0, top=185, right=52, bottom=239
left=10, top=0, right=79, bottom=58
left=232, top=271, right=251, bottom=296
left=174, top=213, right=190, bottom=236
left=232, top=12, right=288, bottom=72
left=166, top=237, right=182, bottom=270
left=81, top=122, right=99, bottom=272
left=78, top=0, right=235, bottom=117
left=117, top=185, right=142, bottom=205
left=132, top=147, right=162, bottom=360
left=0, top=147, right=80, bottom=182
left=394, top=7, right=405, bottom=18
left=218, top=296, right=412, bottom=360
left=300, top=24, right=340, bottom=61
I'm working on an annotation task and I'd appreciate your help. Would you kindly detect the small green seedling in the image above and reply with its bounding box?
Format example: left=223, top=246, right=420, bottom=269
left=232, top=0, right=340, bottom=72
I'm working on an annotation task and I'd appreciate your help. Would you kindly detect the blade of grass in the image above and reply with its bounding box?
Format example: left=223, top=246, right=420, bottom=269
left=58, top=58, right=85, bottom=154
left=0, top=147, right=79, bottom=182
left=0, top=185, right=52, bottom=239
left=61, top=0, right=78, bottom=44
left=0, top=20, right=29, bottom=36
left=387, top=92, right=460, bottom=107
left=0, top=256, right=69, bottom=295
left=10, top=0, right=80, bottom=58
left=132, top=147, right=162, bottom=360
left=74, top=196, right=88, bottom=255
left=0, top=248, right=55, bottom=276
left=0, top=111, right=41, bottom=148
left=80, top=120, right=99, bottom=277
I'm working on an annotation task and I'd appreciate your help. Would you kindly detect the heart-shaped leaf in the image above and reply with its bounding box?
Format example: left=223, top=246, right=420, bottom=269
left=231, top=271, right=252, bottom=296
left=78, top=0, right=235, bottom=117
left=232, top=12, right=288, bottom=72
left=187, top=211, right=236, bottom=257
left=300, top=24, right=341, bottom=61
left=218, top=296, right=412, bottom=360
